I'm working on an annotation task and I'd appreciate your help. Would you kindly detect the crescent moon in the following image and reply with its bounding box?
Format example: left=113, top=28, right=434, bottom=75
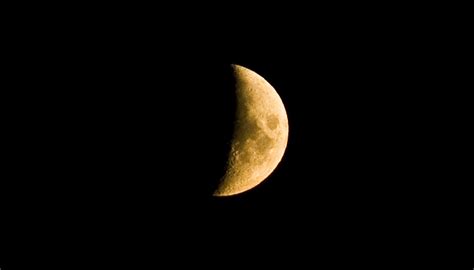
left=213, top=64, right=289, bottom=197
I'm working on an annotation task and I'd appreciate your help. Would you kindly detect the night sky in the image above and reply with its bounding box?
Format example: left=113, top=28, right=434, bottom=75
left=1, top=6, right=468, bottom=269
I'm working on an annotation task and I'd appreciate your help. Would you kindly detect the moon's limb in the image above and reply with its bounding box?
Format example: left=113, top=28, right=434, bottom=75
left=213, top=65, right=289, bottom=197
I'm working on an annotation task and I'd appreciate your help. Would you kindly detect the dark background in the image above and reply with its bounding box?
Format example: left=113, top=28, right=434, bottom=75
left=1, top=4, right=469, bottom=269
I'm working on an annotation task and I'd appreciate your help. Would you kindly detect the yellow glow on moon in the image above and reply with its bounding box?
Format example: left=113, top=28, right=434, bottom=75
left=213, top=64, right=289, bottom=197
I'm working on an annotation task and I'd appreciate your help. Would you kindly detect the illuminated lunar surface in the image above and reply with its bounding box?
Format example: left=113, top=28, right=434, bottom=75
left=213, top=64, right=289, bottom=197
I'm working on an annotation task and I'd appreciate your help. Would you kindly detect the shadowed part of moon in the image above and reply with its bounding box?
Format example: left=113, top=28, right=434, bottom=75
left=213, top=65, right=289, bottom=197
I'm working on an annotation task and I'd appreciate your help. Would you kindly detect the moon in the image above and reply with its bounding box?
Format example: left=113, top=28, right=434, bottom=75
left=213, top=64, right=289, bottom=197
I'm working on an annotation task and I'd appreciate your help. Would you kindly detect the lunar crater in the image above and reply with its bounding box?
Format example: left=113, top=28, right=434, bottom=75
left=266, top=114, right=279, bottom=130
